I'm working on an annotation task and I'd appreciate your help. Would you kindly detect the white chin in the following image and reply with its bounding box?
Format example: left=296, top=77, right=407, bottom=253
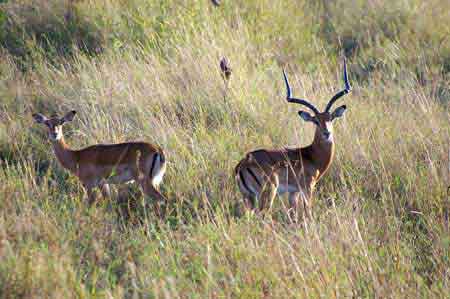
left=324, top=136, right=333, bottom=143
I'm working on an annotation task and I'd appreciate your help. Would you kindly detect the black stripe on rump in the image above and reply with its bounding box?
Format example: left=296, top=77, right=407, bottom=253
left=239, top=171, right=254, bottom=196
left=150, top=153, right=158, bottom=177
left=247, top=168, right=261, bottom=187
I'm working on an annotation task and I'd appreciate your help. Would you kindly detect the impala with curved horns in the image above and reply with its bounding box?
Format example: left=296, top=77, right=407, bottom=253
left=234, top=60, right=351, bottom=219
left=32, top=111, right=166, bottom=206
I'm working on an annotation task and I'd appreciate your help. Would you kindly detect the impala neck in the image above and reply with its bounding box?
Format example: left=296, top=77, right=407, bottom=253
left=51, top=137, right=77, bottom=173
left=310, top=127, right=335, bottom=177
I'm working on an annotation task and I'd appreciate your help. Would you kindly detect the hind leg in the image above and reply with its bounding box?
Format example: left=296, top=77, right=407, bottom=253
left=100, top=182, right=111, bottom=199
left=288, top=192, right=300, bottom=223
left=301, top=191, right=313, bottom=221
left=86, top=187, right=96, bottom=205
left=116, top=184, right=143, bottom=222
left=258, top=173, right=279, bottom=214
left=243, top=195, right=257, bottom=210
left=237, top=179, right=258, bottom=213
left=239, top=183, right=276, bottom=215
left=259, top=183, right=277, bottom=213
left=238, top=195, right=257, bottom=219
left=140, top=180, right=165, bottom=201
left=140, top=179, right=166, bottom=217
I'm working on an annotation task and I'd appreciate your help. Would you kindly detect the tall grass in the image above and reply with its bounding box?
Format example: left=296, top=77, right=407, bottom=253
left=0, top=0, right=449, bottom=298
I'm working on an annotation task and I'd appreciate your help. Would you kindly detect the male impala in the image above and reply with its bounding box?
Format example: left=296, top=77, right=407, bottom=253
left=235, top=60, right=351, bottom=218
left=32, top=111, right=166, bottom=205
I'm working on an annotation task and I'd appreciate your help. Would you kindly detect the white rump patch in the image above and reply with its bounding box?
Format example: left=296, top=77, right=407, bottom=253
left=277, top=184, right=299, bottom=195
left=152, top=169, right=165, bottom=186
left=151, top=154, right=166, bottom=186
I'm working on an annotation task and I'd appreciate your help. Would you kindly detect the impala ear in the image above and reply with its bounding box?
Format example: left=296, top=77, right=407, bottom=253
left=32, top=113, right=48, bottom=124
left=298, top=110, right=314, bottom=122
left=332, top=105, right=347, bottom=119
left=61, top=110, right=76, bottom=123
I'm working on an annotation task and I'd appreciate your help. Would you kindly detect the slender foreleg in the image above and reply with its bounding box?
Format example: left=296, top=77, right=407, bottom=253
left=84, top=184, right=97, bottom=206
left=288, top=192, right=300, bottom=223
left=140, top=179, right=166, bottom=217
left=100, top=181, right=111, bottom=199
left=299, top=188, right=313, bottom=220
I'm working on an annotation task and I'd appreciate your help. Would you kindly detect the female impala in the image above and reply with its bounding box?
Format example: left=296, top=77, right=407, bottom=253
left=235, top=60, right=351, bottom=218
left=32, top=111, right=166, bottom=205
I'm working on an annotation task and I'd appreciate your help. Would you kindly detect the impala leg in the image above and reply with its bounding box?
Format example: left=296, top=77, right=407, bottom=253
left=141, top=181, right=165, bottom=202
left=236, top=195, right=257, bottom=219
left=243, top=195, right=257, bottom=210
left=140, top=179, right=166, bottom=217
left=116, top=184, right=139, bottom=222
left=300, top=190, right=313, bottom=220
left=305, top=196, right=313, bottom=220
left=84, top=185, right=97, bottom=206
left=237, top=177, right=257, bottom=212
left=259, top=173, right=279, bottom=214
left=117, top=184, right=132, bottom=203
left=238, top=195, right=258, bottom=220
left=288, top=192, right=300, bottom=222
left=259, top=182, right=277, bottom=213
left=100, top=182, right=111, bottom=199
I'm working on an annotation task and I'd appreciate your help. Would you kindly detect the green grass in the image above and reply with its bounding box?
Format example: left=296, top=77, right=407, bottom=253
left=0, top=0, right=449, bottom=298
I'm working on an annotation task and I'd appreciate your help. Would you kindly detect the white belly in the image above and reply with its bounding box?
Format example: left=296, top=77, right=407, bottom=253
left=107, top=169, right=135, bottom=184
left=277, top=184, right=299, bottom=195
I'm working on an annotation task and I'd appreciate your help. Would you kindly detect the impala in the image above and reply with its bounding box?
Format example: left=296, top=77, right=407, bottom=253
left=234, top=60, right=351, bottom=219
left=32, top=111, right=166, bottom=205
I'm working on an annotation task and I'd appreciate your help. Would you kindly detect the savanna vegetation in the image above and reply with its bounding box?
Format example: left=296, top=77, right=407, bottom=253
left=0, top=0, right=449, bottom=298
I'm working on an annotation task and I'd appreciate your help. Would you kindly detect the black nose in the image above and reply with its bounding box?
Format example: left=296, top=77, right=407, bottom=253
left=323, top=131, right=330, bottom=139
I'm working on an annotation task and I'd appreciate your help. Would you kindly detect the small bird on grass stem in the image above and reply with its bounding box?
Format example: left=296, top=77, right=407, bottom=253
left=220, top=57, right=232, bottom=81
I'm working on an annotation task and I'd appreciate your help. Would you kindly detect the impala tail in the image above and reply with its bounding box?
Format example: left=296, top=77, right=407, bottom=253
left=234, top=154, right=255, bottom=183
left=234, top=155, right=261, bottom=202
left=234, top=158, right=245, bottom=178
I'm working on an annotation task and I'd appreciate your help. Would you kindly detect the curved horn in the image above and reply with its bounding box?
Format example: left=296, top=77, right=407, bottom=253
left=282, top=69, right=319, bottom=115
left=325, top=58, right=352, bottom=112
